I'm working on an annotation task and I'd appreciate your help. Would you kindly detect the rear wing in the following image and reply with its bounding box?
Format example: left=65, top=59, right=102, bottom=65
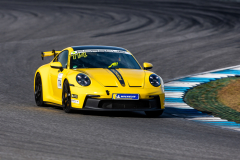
left=41, top=50, right=61, bottom=60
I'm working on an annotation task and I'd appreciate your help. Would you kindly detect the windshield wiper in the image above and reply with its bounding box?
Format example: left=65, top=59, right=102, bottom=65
left=104, top=67, right=119, bottom=69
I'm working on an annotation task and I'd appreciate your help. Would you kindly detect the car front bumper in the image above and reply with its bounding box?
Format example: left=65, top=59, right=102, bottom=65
left=73, top=95, right=164, bottom=111
left=70, top=85, right=165, bottom=111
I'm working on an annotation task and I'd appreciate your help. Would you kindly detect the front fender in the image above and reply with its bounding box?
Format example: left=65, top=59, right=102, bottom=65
left=63, top=71, right=105, bottom=108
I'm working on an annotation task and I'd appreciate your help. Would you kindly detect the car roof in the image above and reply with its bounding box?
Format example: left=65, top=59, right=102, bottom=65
left=71, top=45, right=127, bottom=51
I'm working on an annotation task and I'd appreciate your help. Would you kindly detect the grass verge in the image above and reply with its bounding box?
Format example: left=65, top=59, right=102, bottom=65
left=184, top=76, right=240, bottom=123
left=218, top=78, right=240, bottom=112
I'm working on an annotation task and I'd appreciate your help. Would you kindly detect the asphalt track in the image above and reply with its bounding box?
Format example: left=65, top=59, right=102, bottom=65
left=1, top=0, right=240, bottom=159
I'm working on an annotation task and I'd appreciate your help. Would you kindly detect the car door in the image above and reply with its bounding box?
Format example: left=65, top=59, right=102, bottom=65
left=49, top=50, right=69, bottom=103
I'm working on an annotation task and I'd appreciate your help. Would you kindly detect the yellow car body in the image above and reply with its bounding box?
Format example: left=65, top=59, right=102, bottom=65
left=34, top=46, right=165, bottom=116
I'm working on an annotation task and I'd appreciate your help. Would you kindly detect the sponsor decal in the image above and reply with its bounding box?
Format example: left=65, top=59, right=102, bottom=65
left=72, top=52, right=87, bottom=60
left=57, top=73, right=63, bottom=89
left=71, top=99, right=79, bottom=104
left=112, top=94, right=139, bottom=100
left=108, top=69, right=125, bottom=87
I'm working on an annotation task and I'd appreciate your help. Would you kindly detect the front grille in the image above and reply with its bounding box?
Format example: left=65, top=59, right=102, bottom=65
left=84, top=96, right=161, bottom=110
left=99, top=100, right=151, bottom=109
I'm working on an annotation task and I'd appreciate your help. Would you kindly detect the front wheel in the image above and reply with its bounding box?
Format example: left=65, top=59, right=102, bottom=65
left=145, top=110, right=164, bottom=118
left=62, top=80, right=72, bottom=113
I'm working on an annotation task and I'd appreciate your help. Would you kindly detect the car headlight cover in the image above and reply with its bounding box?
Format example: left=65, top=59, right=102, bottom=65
left=149, top=74, right=161, bottom=87
left=76, top=73, right=91, bottom=86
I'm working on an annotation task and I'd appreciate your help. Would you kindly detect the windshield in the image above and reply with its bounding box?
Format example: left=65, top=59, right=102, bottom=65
left=70, top=50, right=141, bottom=69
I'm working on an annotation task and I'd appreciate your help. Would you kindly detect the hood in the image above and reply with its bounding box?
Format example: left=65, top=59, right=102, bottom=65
left=118, top=69, right=145, bottom=87
left=76, top=68, right=145, bottom=87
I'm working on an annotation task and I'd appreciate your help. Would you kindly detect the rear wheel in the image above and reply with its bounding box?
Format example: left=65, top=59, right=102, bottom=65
left=62, top=80, right=72, bottom=113
left=145, top=110, right=164, bottom=118
left=35, top=73, right=45, bottom=106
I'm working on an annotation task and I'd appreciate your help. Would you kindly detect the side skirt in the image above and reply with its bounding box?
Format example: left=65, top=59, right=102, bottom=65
left=43, top=101, right=63, bottom=107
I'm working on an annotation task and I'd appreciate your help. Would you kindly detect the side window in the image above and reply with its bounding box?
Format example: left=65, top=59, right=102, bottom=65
left=55, top=50, right=69, bottom=68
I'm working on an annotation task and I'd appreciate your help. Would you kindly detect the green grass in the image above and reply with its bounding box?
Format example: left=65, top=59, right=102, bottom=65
left=184, top=76, right=240, bottom=123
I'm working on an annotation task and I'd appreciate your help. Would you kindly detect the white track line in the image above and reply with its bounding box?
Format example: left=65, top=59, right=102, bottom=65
left=165, top=81, right=200, bottom=87
left=192, top=73, right=234, bottom=78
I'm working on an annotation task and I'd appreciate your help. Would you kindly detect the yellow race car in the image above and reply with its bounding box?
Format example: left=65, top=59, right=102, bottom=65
left=34, top=46, right=165, bottom=117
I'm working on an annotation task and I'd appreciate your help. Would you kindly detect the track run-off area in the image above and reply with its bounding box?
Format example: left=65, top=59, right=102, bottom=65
left=0, top=0, right=240, bottom=159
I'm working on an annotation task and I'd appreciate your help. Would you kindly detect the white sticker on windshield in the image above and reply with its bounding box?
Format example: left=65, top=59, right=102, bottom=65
left=57, top=73, right=63, bottom=89
left=71, top=51, right=76, bottom=55
left=71, top=49, right=130, bottom=55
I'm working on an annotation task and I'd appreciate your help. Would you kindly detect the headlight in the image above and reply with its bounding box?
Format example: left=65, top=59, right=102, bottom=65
left=149, top=74, right=161, bottom=87
left=76, top=73, right=91, bottom=86
left=160, top=77, right=164, bottom=92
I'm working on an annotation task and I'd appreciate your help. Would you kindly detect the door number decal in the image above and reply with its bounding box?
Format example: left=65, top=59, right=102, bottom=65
left=57, top=73, right=63, bottom=89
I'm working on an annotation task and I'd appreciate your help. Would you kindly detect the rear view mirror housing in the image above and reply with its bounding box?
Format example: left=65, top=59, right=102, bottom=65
left=50, top=62, right=63, bottom=72
left=143, top=62, right=153, bottom=70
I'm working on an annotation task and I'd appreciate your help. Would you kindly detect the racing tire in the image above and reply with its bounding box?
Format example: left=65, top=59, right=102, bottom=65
left=62, top=80, right=72, bottom=113
left=145, top=110, right=164, bottom=118
left=34, top=73, right=45, bottom=106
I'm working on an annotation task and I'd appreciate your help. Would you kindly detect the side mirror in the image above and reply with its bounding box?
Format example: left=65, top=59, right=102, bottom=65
left=143, top=62, right=153, bottom=70
left=51, top=62, right=63, bottom=72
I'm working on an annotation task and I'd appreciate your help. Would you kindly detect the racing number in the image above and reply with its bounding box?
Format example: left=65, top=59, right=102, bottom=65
left=57, top=73, right=63, bottom=89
